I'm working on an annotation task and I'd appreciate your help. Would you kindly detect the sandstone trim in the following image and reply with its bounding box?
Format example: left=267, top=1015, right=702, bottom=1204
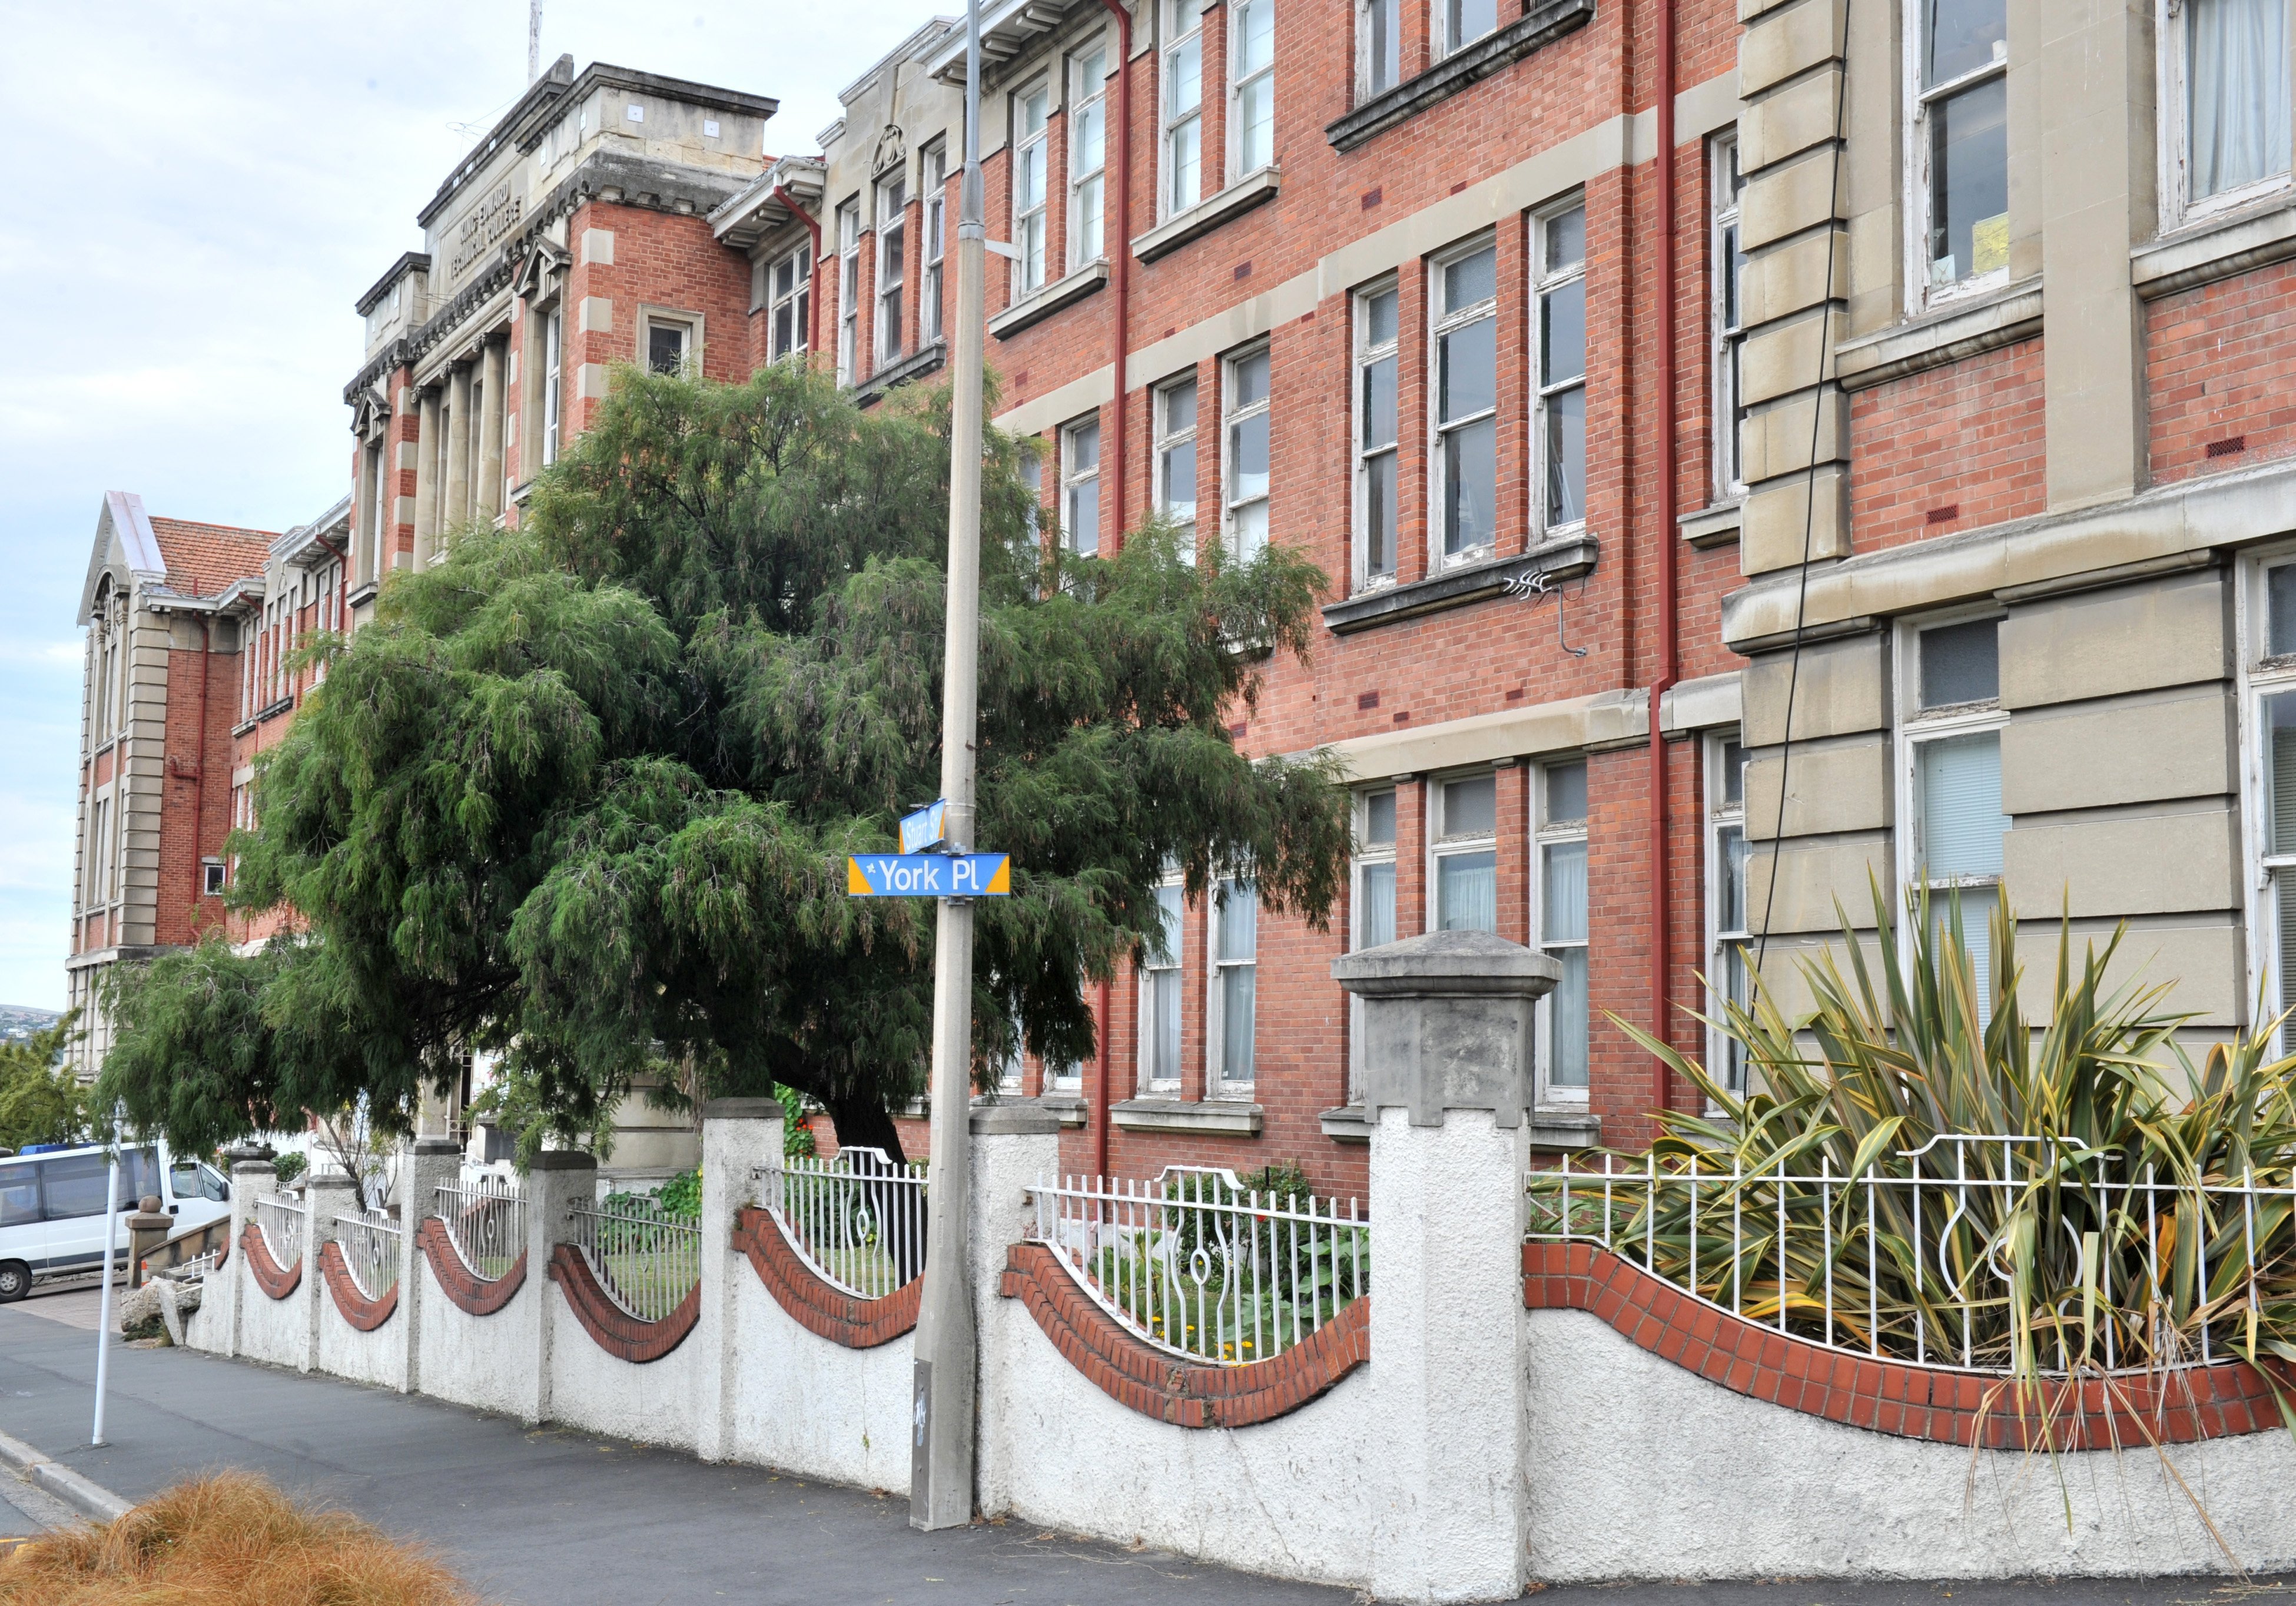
left=999, top=1241, right=1369, bottom=1428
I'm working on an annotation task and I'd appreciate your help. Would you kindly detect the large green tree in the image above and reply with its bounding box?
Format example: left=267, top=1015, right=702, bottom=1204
left=98, top=363, right=1350, bottom=1160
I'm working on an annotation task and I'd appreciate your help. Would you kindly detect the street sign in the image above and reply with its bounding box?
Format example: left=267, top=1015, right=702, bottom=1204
left=846, top=853, right=1010, bottom=898
left=900, top=799, right=950, bottom=855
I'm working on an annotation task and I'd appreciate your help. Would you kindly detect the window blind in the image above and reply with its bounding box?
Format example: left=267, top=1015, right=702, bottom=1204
left=1918, top=731, right=2006, bottom=879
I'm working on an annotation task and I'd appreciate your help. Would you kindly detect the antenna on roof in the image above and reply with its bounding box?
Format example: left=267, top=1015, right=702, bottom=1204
left=527, top=1, right=541, bottom=82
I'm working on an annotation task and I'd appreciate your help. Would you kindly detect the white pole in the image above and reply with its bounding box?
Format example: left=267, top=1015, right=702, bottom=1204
left=910, top=0, right=988, bottom=1534
left=91, top=1109, right=123, bottom=1446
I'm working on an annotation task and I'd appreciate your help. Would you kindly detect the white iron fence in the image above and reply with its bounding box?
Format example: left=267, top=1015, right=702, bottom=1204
left=1027, top=1168, right=1369, bottom=1365
left=570, top=1195, right=702, bottom=1323
left=755, top=1147, right=930, bottom=1299
left=1525, top=1136, right=2296, bottom=1376
left=435, top=1174, right=525, bottom=1280
left=333, top=1207, right=401, bottom=1301
left=255, top=1194, right=306, bottom=1268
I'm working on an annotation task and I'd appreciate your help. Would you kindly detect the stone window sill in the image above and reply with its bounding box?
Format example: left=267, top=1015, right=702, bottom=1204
left=1320, top=535, right=1597, bottom=635
left=1325, top=0, right=1598, bottom=152
left=1110, top=1097, right=1265, bottom=1136
left=1319, top=1104, right=1373, bottom=1144
left=1130, top=168, right=1281, bottom=265
left=1833, top=278, right=2041, bottom=393
left=988, top=266, right=1107, bottom=342
left=1034, top=1093, right=1089, bottom=1129
left=231, top=696, right=295, bottom=738
left=2134, top=197, right=2296, bottom=300
left=1678, top=500, right=1741, bottom=549
left=1528, top=1109, right=1601, bottom=1150
left=346, top=580, right=381, bottom=610
left=854, top=339, right=948, bottom=403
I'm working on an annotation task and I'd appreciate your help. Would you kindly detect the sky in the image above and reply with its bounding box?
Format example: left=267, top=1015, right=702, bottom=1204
left=0, top=1, right=929, bottom=1010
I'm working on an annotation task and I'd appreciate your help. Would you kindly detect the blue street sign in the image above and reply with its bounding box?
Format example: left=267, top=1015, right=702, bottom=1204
left=846, top=853, right=1011, bottom=898
left=900, top=799, right=950, bottom=855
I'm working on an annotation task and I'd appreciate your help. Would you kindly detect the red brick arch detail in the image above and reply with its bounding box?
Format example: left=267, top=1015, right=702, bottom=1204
left=316, top=1240, right=399, bottom=1331
left=416, top=1217, right=526, bottom=1315
left=239, top=1221, right=300, bottom=1300
left=546, top=1243, right=700, bottom=1363
left=998, top=1242, right=1370, bottom=1429
left=1525, top=1240, right=2296, bottom=1449
left=732, top=1205, right=920, bottom=1349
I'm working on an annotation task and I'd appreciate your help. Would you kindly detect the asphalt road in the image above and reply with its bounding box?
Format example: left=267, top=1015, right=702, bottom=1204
left=0, top=1280, right=2284, bottom=1605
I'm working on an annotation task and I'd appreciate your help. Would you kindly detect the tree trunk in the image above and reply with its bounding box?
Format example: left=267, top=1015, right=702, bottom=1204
left=823, top=1093, right=908, bottom=1167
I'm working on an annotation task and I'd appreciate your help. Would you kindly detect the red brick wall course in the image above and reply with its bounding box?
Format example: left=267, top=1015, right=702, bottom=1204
left=2149, top=259, right=2296, bottom=485
left=1850, top=339, right=2046, bottom=550
left=547, top=1242, right=701, bottom=1363
left=734, top=1205, right=920, bottom=1348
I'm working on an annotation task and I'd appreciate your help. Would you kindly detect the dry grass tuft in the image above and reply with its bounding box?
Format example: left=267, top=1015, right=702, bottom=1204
left=0, top=1471, right=486, bottom=1605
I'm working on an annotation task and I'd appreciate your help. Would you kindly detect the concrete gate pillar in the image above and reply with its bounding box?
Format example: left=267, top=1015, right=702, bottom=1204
left=1333, top=929, right=1559, bottom=1604
left=397, top=1136, right=463, bottom=1393
left=220, top=1151, right=274, bottom=1359
left=524, top=1150, right=598, bottom=1425
left=695, top=1099, right=782, bottom=1463
left=964, top=1102, right=1061, bottom=1525
left=301, top=1172, right=355, bottom=1373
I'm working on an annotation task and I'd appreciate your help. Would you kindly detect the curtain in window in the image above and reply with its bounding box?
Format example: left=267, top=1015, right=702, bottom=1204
left=1550, top=949, right=1590, bottom=1087
left=2191, top=0, right=2292, bottom=200
left=1438, top=850, right=1498, bottom=931
left=1361, top=861, right=1396, bottom=948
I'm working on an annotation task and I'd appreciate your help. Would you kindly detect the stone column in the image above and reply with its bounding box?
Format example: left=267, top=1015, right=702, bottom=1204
left=220, top=1153, right=274, bottom=1359
left=1333, top=929, right=1558, bottom=1604
left=477, top=339, right=507, bottom=522
left=397, top=1136, right=462, bottom=1394
left=443, top=363, right=473, bottom=535
left=523, top=1150, right=597, bottom=1425
left=695, top=1099, right=781, bottom=1463
left=964, top=1103, right=1061, bottom=1526
left=412, top=388, right=442, bottom=569
left=301, top=1171, right=354, bottom=1373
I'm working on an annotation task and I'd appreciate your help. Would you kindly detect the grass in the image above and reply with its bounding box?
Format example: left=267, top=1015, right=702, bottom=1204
left=0, top=1472, right=484, bottom=1605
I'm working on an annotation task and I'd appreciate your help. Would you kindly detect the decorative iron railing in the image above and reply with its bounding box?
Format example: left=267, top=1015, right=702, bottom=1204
left=254, top=1194, right=306, bottom=1269
left=755, top=1147, right=930, bottom=1299
left=1027, top=1168, right=1369, bottom=1365
left=435, top=1175, right=525, bottom=1280
left=333, top=1207, right=401, bottom=1301
left=1525, top=1136, right=2296, bottom=1376
left=569, top=1195, right=701, bottom=1323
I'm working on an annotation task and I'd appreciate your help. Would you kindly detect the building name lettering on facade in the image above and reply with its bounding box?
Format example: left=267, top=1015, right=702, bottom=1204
left=447, top=181, right=523, bottom=281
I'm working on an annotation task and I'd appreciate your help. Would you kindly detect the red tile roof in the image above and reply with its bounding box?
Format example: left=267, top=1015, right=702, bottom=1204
left=147, top=517, right=274, bottom=599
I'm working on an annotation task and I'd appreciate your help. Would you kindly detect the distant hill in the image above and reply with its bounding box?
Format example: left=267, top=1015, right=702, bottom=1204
left=0, top=1006, right=64, bottom=1045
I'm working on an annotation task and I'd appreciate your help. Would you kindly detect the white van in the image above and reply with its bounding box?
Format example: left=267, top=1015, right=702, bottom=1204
left=0, top=1142, right=233, bottom=1302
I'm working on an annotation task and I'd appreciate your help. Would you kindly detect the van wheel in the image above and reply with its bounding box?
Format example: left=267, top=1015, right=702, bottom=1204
left=0, top=1262, right=29, bottom=1302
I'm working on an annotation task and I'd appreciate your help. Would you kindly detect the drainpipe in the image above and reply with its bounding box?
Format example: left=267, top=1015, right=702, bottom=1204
left=1093, top=0, right=1135, bottom=1179
left=1647, top=0, right=1681, bottom=1121
left=772, top=185, right=825, bottom=360
left=192, top=616, right=211, bottom=912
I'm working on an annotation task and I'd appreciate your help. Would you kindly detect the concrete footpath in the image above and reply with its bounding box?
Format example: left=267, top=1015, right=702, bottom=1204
left=0, top=1290, right=2282, bottom=1605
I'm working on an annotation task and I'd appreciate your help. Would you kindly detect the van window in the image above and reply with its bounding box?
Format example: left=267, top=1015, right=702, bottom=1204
left=172, top=1158, right=228, bottom=1204
left=198, top=1163, right=229, bottom=1203
left=39, top=1154, right=111, bottom=1219
left=0, top=1164, right=37, bottom=1227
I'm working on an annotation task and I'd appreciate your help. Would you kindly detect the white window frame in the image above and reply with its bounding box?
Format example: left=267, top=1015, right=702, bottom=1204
left=1138, top=874, right=1187, bottom=1093
left=641, top=310, right=698, bottom=377
left=921, top=144, right=947, bottom=345
left=1439, top=0, right=1501, bottom=58
left=1431, top=234, right=1500, bottom=569
left=1704, top=732, right=1751, bottom=1100
left=1014, top=78, right=1053, bottom=297
left=1532, top=200, right=1589, bottom=538
left=2237, top=549, right=2296, bottom=1046
left=1893, top=608, right=2010, bottom=1013
left=1711, top=131, right=1747, bottom=501
left=1061, top=414, right=1102, bottom=558
left=1534, top=758, right=1591, bottom=1106
left=1229, top=0, right=1276, bottom=180
left=1206, top=877, right=1257, bottom=1097
left=767, top=243, right=811, bottom=363
left=2158, top=0, right=2296, bottom=231
left=1348, top=787, right=1399, bottom=1101
left=1359, top=0, right=1401, bottom=98
left=836, top=198, right=862, bottom=384
left=877, top=172, right=909, bottom=366
left=1070, top=44, right=1111, bottom=270
left=202, top=858, right=227, bottom=898
left=1353, top=278, right=1401, bottom=592
left=1903, top=0, right=2011, bottom=311
left=1162, top=0, right=1207, bottom=218
left=1223, top=343, right=1272, bottom=564
left=1153, top=372, right=1200, bottom=556
left=1428, top=769, right=1500, bottom=934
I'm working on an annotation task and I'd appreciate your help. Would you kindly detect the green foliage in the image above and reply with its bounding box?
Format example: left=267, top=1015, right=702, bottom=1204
left=776, top=1084, right=818, bottom=1158
left=271, top=1152, right=308, bottom=1187
left=0, top=1012, right=91, bottom=1152
left=97, top=360, right=1350, bottom=1165
left=654, top=1166, right=702, bottom=1222
left=1554, top=880, right=2296, bottom=1434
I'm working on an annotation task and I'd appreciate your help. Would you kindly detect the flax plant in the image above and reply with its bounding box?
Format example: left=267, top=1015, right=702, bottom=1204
left=1532, top=882, right=2296, bottom=1425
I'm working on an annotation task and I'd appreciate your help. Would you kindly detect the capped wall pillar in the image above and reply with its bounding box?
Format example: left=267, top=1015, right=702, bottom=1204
left=524, top=1150, right=597, bottom=1425
left=301, top=1172, right=354, bottom=1373
left=220, top=1151, right=273, bottom=1358
left=1333, top=930, right=1558, bottom=1604
left=397, top=1136, right=463, bottom=1393
left=694, top=1099, right=782, bottom=1464
left=967, top=1103, right=1061, bottom=1527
